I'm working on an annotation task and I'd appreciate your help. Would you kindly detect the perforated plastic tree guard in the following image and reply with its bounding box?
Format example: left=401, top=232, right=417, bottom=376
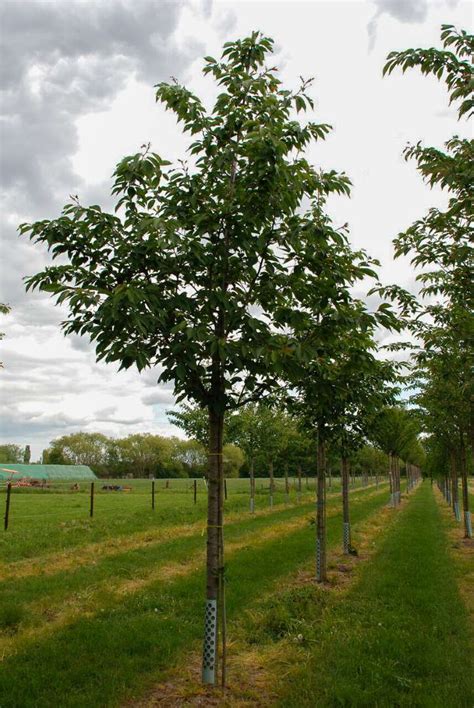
left=202, top=599, right=217, bottom=684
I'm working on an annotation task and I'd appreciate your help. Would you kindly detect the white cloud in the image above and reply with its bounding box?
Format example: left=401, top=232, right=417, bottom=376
left=367, top=0, right=460, bottom=51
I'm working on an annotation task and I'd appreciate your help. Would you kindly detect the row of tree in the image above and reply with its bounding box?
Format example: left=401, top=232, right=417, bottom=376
left=0, top=435, right=243, bottom=479
left=2, top=407, right=417, bottom=484
left=381, top=25, right=473, bottom=538
left=18, top=27, right=470, bottom=687
left=0, top=443, right=30, bottom=465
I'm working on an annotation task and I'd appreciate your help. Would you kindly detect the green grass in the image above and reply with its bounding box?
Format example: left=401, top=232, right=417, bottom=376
left=0, top=476, right=375, bottom=563
left=278, top=483, right=474, bottom=707
left=0, top=485, right=387, bottom=707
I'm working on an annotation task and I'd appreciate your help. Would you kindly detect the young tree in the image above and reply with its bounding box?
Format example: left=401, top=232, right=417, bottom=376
left=167, top=404, right=210, bottom=448
left=227, top=403, right=285, bottom=509
left=334, top=355, right=398, bottom=554
left=21, top=34, right=351, bottom=684
left=372, top=407, right=420, bottom=507
left=287, top=205, right=399, bottom=580
left=23, top=445, right=31, bottom=464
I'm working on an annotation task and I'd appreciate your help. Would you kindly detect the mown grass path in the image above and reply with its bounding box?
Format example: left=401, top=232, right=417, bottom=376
left=280, top=483, right=474, bottom=707
left=0, top=486, right=387, bottom=707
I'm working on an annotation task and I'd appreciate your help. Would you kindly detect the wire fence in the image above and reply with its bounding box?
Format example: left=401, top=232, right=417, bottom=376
left=0, top=474, right=386, bottom=530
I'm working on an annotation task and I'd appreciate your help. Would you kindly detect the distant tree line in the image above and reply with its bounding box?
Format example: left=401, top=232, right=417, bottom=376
left=0, top=402, right=422, bottom=481
left=39, top=432, right=243, bottom=479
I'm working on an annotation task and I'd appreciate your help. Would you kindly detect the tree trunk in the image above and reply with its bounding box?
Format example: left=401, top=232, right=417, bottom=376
left=316, top=435, right=327, bottom=582
left=202, top=408, right=224, bottom=685
left=388, top=452, right=394, bottom=506
left=297, top=464, right=302, bottom=502
left=341, top=456, right=351, bottom=555
left=249, top=457, right=255, bottom=513
left=394, top=455, right=401, bottom=506
left=450, top=450, right=461, bottom=522
left=459, top=434, right=472, bottom=538
left=284, top=462, right=289, bottom=503
left=269, top=460, right=274, bottom=508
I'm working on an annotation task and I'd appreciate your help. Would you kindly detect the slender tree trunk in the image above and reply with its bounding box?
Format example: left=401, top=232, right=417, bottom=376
left=388, top=452, right=394, bottom=506
left=459, top=434, right=472, bottom=538
left=297, top=464, right=302, bottom=502
left=269, top=460, right=274, bottom=508
left=394, top=456, right=399, bottom=505
left=445, top=471, right=451, bottom=505
left=202, top=408, right=224, bottom=685
left=316, top=434, right=327, bottom=582
left=450, top=450, right=460, bottom=522
left=284, top=462, right=289, bottom=503
left=341, top=455, right=351, bottom=555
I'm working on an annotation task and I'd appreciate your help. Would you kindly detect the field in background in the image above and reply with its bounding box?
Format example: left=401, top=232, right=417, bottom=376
left=0, top=481, right=472, bottom=707
left=0, top=479, right=389, bottom=704
left=0, top=476, right=372, bottom=562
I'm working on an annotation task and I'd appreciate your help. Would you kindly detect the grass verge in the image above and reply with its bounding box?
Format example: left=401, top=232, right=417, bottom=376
left=278, top=483, right=474, bottom=707
left=0, top=488, right=388, bottom=706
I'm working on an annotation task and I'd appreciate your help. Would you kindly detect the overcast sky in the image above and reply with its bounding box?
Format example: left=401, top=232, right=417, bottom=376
left=0, top=0, right=471, bottom=459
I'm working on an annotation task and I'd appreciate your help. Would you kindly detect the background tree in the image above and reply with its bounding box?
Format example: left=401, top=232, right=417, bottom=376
left=350, top=445, right=388, bottom=481
left=21, top=34, right=351, bottom=685
left=0, top=444, right=24, bottom=464
left=167, top=405, right=210, bottom=448
left=23, top=445, right=31, bottom=464
left=372, top=407, right=420, bottom=506
left=44, top=432, right=111, bottom=474
left=222, top=444, right=244, bottom=478
left=287, top=204, right=399, bottom=580
left=168, top=438, right=207, bottom=478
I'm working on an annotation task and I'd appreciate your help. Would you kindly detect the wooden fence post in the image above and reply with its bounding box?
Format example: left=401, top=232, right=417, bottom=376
left=4, top=482, right=12, bottom=531
left=90, top=482, right=95, bottom=518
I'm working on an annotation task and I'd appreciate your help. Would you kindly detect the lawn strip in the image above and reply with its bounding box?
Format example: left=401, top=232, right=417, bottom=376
left=132, top=487, right=406, bottom=707
left=278, top=483, right=474, bottom=707
left=0, top=487, right=386, bottom=657
left=433, top=485, right=474, bottom=635
left=0, top=489, right=388, bottom=706
left=1, top=484, right=383, bottom=582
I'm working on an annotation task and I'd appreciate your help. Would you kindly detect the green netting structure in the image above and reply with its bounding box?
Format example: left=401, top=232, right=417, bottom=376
left=0, top=464, right=97, bottom=481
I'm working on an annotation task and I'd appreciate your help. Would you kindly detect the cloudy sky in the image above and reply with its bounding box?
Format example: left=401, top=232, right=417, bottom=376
left=0, top=0, right=471, bottom=459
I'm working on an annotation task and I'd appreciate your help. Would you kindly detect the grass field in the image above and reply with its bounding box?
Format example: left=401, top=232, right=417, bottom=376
left=0, top=475, right=356, bottom=562
left=0, top=479, right=472, bottom=707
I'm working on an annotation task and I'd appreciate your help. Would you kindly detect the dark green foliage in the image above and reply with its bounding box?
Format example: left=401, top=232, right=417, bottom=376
left=383, top=25, right=473, bottom=524
left=384, top=25, right=473, bottom=119
left=0, top=444, right=24, bottom=464
left=20, top=33, right=351, bottom=415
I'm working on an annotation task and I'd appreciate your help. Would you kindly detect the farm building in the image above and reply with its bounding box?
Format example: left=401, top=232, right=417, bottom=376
left=0, top=464, right=97, bottom=481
